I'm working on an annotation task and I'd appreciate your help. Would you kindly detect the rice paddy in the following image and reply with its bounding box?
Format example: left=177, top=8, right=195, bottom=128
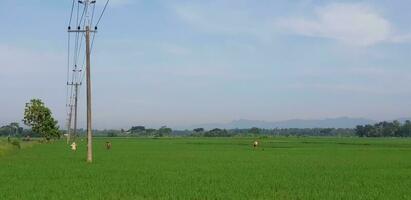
left=0, top=137, right=410, bottom=199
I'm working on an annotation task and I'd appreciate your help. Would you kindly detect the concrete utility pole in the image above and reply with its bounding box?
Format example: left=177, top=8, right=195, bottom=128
left=73, top=82, right=79, bottom=141
left=67, top=80, right=81, bottom=142
left=85, top=25, right=92, bottom=163
left=68, top=0, right=96, bottom=163
left=66, top=0, right=106, bottom=163
left=67, top=105, right=73, bottom=144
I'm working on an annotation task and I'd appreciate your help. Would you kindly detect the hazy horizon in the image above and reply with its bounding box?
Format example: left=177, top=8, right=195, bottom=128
left=1, top=0, right=411, bottom=129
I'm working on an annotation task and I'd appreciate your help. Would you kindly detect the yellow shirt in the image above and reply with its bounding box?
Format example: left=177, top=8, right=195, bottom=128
left=70, top=142, right=77, bottom=151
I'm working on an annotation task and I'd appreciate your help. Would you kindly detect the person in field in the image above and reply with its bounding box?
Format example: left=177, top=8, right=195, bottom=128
left=70, top=142, right=77, bottom=151
left=253, top=140, right=259, bottom=149
left=106, top=141, right=112, bottom=150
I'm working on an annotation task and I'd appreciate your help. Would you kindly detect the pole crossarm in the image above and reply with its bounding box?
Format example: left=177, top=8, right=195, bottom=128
left=68, top=30, right=97, bottom=33
left=67, top=82, right=82, bottom=86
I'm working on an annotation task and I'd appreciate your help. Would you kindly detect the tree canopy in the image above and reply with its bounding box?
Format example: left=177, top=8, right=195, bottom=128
left=0, top=123, right=23, bottom=136
left=355, top=120, right=411, bottom=137
left=23, top=99, right=60, bottom=140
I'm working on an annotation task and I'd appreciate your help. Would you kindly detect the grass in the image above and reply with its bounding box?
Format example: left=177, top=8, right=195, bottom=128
left=0, top=139, right=12, bottom=156
left=0, top=138, right=36, bottom=156
left=0, top=137, right=411, bottom=199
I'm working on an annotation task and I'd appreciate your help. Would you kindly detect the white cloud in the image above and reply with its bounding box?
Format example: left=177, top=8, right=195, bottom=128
left=174, top=2, right=273, bottom=40
left=174, top=2, right=411, bottom=46
left=276, top=3, right=393, bottom=46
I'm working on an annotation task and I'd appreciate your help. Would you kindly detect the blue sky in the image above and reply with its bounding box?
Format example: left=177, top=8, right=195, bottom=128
left=1, top=0, right=411, bottom=129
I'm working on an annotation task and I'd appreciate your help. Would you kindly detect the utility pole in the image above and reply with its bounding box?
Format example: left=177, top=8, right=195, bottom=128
left=68, top=28, right=95, bottom=163
left=73, top=82, right=80, bottom=141
left=67, top=78, right=81, bottom=142
left=66, top=105, right=73, bottom=144
left=66, top=0, right=104, bottom=163
left=68, top=2, right=96, bottom=163
left=85, top=25, right=92, bottom=163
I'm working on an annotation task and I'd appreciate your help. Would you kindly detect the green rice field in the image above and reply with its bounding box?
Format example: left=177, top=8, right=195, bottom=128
left=0, top=137, right=411, bottom=199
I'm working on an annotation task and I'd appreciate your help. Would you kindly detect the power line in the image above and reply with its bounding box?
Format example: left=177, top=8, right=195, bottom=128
left=90, top=3, right=96, bottom=26
left=78, top=2, right=88, bottom=28
left=66, top=0, right=108, bottom=134
left=95, top=0, right=110, bottom=27
left=66, top=32, right=71, bottom=108
left=68, top=0, right=75, bottom=27
left=66, top=0, right=108, bottom=163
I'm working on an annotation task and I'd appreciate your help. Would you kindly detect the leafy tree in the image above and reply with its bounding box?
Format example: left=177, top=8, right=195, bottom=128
left=191, top=128, right=205, bottom=136
left=129, top=126, right=145, bottom=133
left=9, top=123, right=21, bottom=135
left=0, top=123, right=23, bottom=137
left=107, top=132, right=118, bottom=137
left=400, top=120, right=411, bottom=137
left=319, top=128, right=333, bottom=136
left=355, top=120, right=411, bottom=137
left=193, top=128, right=204, bottom=133
left=392, top=120, right=401, bottom=137
left=204, top=128, right=230, bottom=137
left=355, top=125, right=366, bottom=137
left=156, top=126, right=172, bottom=137
left=250, top=127, right=261, bottom=135
left=146, top=128, right=157, bottom=136
left=23, top=99, right=60, bottom=141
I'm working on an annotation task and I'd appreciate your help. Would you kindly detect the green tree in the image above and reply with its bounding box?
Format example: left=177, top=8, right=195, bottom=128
left=23, top=99, right=60, bottom=141
left=146, top=128, right=157, bottom=136
left=204, top=128, right=230, bottom=137
left=193, top=128, right=204, bottom=133
left=355, top=125, right=365, bottom=137
left=156, top=126, right=172, bottom=137
left=129, top=126, right=145, bottom=133
left=107, top=132, right=118, bottom=137
left=0, top=122, right=22, bottom=137
left=250, top=127, right=261, bottom=135
left=401, top=120, right=411, bottom=137
left=192, top=128, right=205, bottom=136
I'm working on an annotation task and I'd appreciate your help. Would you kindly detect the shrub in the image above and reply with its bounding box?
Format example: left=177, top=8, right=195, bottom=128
left=11, top=140, right=21, bottom=149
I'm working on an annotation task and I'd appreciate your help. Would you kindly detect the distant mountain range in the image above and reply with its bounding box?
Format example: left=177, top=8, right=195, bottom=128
left=178, top=117, right=411, bottom=130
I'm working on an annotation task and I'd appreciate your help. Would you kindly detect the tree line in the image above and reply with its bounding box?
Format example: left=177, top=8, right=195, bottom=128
left=109, top=126, right=173, bottom=137
left=188, top=127, right=355, bottom=137
left=0, top=123, right=40, bottom=137
left=5, top=98, right=411, bottom=139
left=355, top=120, right=411, bottom=137
left=111, top=126, right=355, bottom=137
left=0, top=125, right=358, bottom=138
left=55, top=121, right=411, bottom=138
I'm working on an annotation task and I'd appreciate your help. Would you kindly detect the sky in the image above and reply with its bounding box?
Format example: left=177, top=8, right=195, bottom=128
left=1, top=0, right=411, bottom=129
